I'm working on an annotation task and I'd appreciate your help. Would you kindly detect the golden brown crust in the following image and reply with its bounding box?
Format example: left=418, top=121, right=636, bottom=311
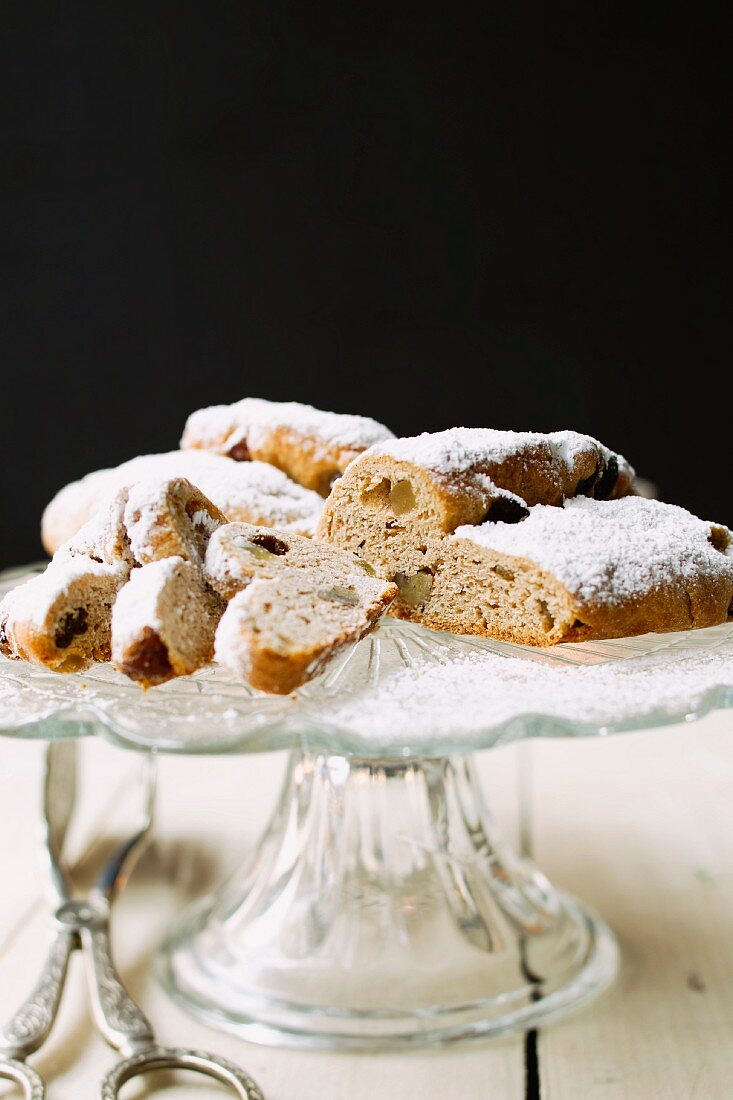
left=220, top=424, right=368, bottom=497
left=181, top=398, right=394, bottom=496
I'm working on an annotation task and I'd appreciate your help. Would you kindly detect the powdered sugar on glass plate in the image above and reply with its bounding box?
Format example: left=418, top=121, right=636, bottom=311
left=318, top=623, right=733, bottom=748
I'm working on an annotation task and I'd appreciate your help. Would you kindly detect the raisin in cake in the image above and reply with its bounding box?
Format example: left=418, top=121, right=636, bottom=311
left=42, top=450, right=324, bottom=554
left=181, top=397, right=394, bottom=496
left=0, top=557, right=129, bottom=671
left=1, top=489, right=138, bottom=670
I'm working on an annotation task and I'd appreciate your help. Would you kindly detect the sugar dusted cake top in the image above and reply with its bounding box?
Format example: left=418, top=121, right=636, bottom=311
left=455, top=496, right=733, bottom=607
left=367, top=427, right=629, bottom=485
left=183, top=397, right=394, bottom=453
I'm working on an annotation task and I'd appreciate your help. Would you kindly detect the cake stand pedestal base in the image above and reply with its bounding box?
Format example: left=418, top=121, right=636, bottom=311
left=158, top=751, right=618, bottom=1049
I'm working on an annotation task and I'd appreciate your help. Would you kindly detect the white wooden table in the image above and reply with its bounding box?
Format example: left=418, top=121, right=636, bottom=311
left=1, top=713, right=731, bottom=1099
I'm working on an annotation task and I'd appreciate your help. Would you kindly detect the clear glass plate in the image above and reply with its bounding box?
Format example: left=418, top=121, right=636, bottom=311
left=2, top=563, right=732, bottom=758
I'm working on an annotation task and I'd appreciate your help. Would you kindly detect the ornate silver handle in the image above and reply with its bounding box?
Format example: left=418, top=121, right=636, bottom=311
left=100, top=1046, right=266, bottom=1100
left=0, top=1057, right=46, bottom=1100
left=0, top=930, right=73, bottom=1059
left=81, top=925, right=154, bottom=1052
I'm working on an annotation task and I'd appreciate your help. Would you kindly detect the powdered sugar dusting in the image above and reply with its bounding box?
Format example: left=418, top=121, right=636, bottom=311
left=0, top=558, right=124, bottom=631
left=183, top=398, right=393, bottom=453
left=44, top=451, right=324, bottom=544
left=322, top=630, right=733, bottom=745
left=455, top=497, right=733, bottom=607
left=548, top=430, right=598, bottom=466
left=56, top=488, right=135, bottom=567
left=2, top=566, right=732, bottom=751
left=213, top=584, right=256, bottom=672
left=110, top=557, right=182, bottom=650
left=369, top=428, right=599, bottom=477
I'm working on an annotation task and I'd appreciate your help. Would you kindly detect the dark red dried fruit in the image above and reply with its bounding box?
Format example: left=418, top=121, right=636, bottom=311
left=483, top=496, right=530, bottom=524
left=575, top=461, right=603, bottom=497
left=54, top=608, right=89, bottom=649
left=593, top=455, right=619, bottom=500
left=250, top=533, right=289, bottom=556
left=120, top=627, right=173, bottom=684
left=0, top=616, right=11, bottom=656
left=228, top=439, right=251, bottom=461
left=709, top=527, right=730, bottom=553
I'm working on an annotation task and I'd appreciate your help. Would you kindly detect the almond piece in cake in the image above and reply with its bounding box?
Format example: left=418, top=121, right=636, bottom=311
left=214, top=569, right=395, bottom=694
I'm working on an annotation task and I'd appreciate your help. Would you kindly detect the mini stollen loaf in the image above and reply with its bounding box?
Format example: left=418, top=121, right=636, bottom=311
left=181, top=396, right=394, bottom=496
left=2, top=478, right=228, bottom=678
left=0, top=492, right=136, bottom=670
left=0, top=557, right=129, bottom=672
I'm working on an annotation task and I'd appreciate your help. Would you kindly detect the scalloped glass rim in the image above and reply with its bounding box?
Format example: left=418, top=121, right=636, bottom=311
left=2, top=563, right=732, bottom=759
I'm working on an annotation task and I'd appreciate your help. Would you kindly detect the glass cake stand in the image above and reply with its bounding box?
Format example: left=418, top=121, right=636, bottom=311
left=2, top=563, right=732, bottom=1049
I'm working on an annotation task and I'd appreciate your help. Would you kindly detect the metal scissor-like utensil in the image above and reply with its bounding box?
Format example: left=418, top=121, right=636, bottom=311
left=0, top=741, right=264, bottom=1100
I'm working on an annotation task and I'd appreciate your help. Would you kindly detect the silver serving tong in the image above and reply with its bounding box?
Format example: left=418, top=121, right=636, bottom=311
left=0, top=741, right=264, bottom=1099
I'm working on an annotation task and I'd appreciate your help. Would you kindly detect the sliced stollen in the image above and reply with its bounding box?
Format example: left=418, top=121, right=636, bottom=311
left=317, top=427, right=636, bottom=614
left=388, top=497, right=733, bottom=645
left=112, top=557, right=225, bottom=688
left=0, top=557, right=129, bottom=672
left=1, top=490, right=135, bottom=670
left=123, top=477, right=227, bottom=565
left=215, top=570, right=396, bottom=695
left=3, top=477, right=227, bottom=679
left=181, top=396, right=394, bottom=496
left=41, top=450, right=324, bottom=554
left=204, top=521, right=385, bottom=601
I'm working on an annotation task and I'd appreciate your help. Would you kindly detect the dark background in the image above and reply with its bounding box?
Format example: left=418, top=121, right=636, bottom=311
left=1, top=5, right=730, bottom=568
